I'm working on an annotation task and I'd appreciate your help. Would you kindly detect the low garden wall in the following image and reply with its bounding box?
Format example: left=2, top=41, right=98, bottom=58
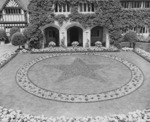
left=121, top=42, right=150, bottom=52
left=135, top=42, right=150, bottom=52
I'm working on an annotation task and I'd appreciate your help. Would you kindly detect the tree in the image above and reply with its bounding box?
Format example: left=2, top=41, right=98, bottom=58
left=123, top=31, right=139, bottom=48
left=0, top=29, right=9, bottom=43
left=23, top=24, right=43, bottom=49
left=10, top=27, right=20, bottom=38
left=11, top=32, right=27, bottom=49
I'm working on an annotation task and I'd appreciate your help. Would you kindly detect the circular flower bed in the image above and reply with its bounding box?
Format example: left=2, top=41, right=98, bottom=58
left=16, top=53, right=144, bottom=103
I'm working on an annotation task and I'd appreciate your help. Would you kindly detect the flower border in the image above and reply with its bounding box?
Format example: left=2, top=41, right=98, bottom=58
left=30, top=47, right=119, bottom=54
left=0, top=51, right=18, bottom=69
left=16, top=53, right=144, bottom=103
left=134, top=48, right=150, bottom=63
left=0, top=106, right=150, bottom=122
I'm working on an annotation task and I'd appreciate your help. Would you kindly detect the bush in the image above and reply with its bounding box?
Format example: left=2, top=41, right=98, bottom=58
left=110, top=30, right=122, bottom=42
left=11, top=32, right=27, bottom=49
left=124, top=31, right=139, bottom=48
left=23, top=24, right=43, bottom=49
left=0, top=29, right=9, bottom=43
left=10, top=27, right=20, bottom=38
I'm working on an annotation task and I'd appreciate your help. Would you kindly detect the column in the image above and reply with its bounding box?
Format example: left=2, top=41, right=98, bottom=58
left=83, top=28, right=90, bottom=48
left=60, top=29, right=67, bottom=47
left=105, top=28, right=110, bottom=48
left=41, top=30, right=45, bottom=48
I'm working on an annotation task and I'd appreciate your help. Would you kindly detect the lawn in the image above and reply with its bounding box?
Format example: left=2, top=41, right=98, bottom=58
left=0, top=51, right=150, bottom=117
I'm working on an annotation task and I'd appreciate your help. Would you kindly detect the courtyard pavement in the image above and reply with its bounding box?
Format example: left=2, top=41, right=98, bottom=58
left=0, top=50, right=150, bottom=117
left=0, top=44, right=17, bottom=57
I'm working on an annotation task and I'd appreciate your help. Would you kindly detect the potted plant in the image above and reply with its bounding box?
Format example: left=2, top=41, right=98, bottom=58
left=48, top=41, right=56, bottom=48
left=72, top=41, right=79, bottom=48
left=95, top=41, right=102, bottom=47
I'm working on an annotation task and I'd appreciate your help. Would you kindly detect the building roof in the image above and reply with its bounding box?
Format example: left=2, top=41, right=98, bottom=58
left=0, top=0, right=149, bottom=11
left=0, top=0, right=30, bottom=11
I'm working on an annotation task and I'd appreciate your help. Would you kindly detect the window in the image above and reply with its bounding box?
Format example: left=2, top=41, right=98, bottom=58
left=55, top=3, right=70, bottom=13
left=130, top=1, right=142, bottom=8
left=79, top=3, right=95, bottom=12
left=121, top=2, right=130, bottom=8
left=5, top=8, right=21, bottom=14
left=144, top=1, right=150, bottom=8
left=121, top=1, right=142, bottom=8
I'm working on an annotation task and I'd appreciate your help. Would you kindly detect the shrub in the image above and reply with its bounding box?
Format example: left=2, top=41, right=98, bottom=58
left=10, top=27, right=20, bottom=38
left=124, top=31, right=139, bottom=48
left=23, top=24, right=43, bottom=49
left=0, top=29, right=9, bottom=43
left=110, top=30, right=122, bottom=42
left=110, top=30, right=122, bottom=48
left=11, top=32, right=27, bottom=49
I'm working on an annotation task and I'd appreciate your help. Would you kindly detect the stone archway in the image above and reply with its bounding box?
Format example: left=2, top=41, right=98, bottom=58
left=44, top=27, right=59, bottom=47
left=67, top=26, right=83, bottom=46
left=91, top=26, right=103, bottom=46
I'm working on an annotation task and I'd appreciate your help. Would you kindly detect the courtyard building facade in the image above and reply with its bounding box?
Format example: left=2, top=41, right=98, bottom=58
left=0, top=0, right=150, bottom=48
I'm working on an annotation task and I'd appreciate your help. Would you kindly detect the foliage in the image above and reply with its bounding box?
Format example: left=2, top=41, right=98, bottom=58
left=11, top=32, right=27, bottom=49
left=0, top=29, right=9, bottom=43
left=123, top=31, right=139, bottom=48
left=10, top=27, right=20, bottom=38
left=124, top=31, right=139, bottom=43
left=23, top=24, right=43, bottom=49
left=28, top=0, right=150, bottom=46
left=110, top=30, right=122, bottom=42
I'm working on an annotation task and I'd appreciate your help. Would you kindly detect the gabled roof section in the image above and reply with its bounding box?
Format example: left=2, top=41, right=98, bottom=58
left=0, top=0, right=30, bottom=11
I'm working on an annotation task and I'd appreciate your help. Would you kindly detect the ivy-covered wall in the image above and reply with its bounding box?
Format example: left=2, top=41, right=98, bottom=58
left=27, top=0, right=150, bottom=43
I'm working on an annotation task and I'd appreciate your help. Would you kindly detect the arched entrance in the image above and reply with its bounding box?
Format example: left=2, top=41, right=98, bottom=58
left=91, top=26, right=103, bottom=46
left=67, top=26, right=83, bottom=46
left=45, top=27, right=59, bottom=47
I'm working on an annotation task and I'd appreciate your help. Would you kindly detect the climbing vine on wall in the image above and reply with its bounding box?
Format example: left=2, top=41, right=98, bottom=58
left=27, top=0, right=150, bottom=44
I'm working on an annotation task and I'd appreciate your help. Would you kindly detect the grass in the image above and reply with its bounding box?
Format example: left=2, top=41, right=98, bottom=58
left=0, top=51, right=150, bottom=117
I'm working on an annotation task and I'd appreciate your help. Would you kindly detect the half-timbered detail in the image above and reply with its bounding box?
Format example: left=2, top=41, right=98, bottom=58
left=0, top=0, right=150, bottom=46
left=0, top=0, right=28, bottom=36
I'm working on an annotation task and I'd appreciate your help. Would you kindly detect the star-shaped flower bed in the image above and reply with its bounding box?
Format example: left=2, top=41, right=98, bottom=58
left=45, top=58, right=107, bottom=83
left=16, top=53, right=144, bottom=103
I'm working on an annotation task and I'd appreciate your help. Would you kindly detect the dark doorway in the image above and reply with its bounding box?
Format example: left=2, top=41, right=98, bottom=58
left=91, top=26, right=103, bottom=46
left=67, top=26, right=83, bottom=46
left=45, top=27, right=59, bottom=47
